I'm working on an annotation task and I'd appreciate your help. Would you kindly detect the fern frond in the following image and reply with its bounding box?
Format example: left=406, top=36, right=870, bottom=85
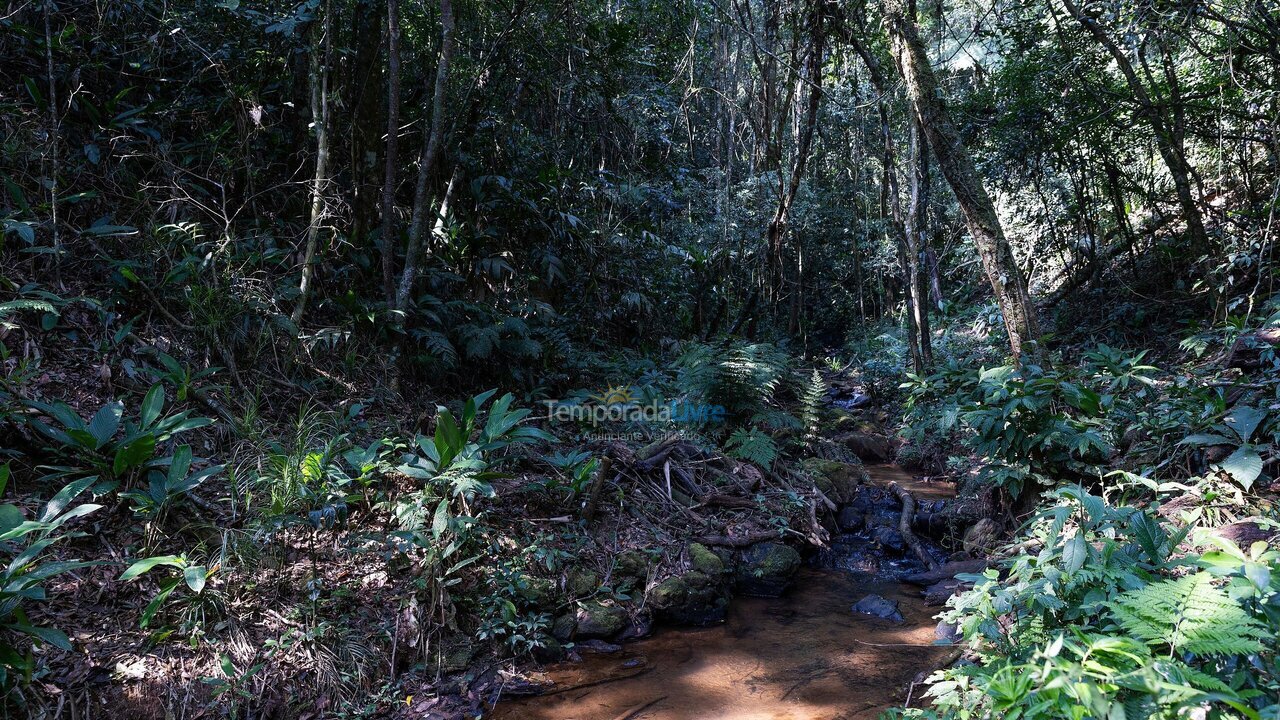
left=725, top=428, right=779, bottom=468
left=1110, top=572, right=1268, bottom=656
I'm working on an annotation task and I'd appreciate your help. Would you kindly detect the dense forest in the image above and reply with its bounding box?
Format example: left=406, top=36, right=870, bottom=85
left=1, top=0, right=1278, bottom=717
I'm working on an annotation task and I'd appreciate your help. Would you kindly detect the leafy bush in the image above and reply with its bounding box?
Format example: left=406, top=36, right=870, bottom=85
left=22, top=383, right=213, bottom=491
left=901, top=487, right=1280, bottom=720
left=675, top=340, right=792, bottom=427
left=0, top=469, right=102, bottom=690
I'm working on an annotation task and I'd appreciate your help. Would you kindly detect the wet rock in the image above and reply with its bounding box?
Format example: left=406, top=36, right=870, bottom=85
left=688, top=542, right=726, bottom=576
left=872, top=526, right=905, bottom=552
left=615, top=550, right=650, bottom=579
left=901, top=559, right=987, bottom=587
left=837, top=506, right=864, bottom=531
left=576, top=639, right=622, bottom=654
left=531, top=637, right=565, bottom=663
left=574, top=601, right=628, bottom=640
left=962, top=519, right=1000, bottom=556
left=935, top=621, right=961, bottom=644
left=616, top=611, right=653, bottom=641
left=734, top=542, right=802, bottom=597
left=441, top=639, right=477, bottom=673
left=835, top=431, right=894, bottom=463
left=852, top=594, right=903, bottom=623
left=923, top=579, right=968, bottom=606
left=650, top=570, right=729, bottom=625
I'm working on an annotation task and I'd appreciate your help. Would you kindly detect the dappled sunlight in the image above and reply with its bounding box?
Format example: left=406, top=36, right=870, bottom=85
left=493, top=570, right=949, bottom=719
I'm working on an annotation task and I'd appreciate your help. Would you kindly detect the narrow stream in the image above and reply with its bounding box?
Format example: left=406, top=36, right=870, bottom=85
left=491, top=466, right=955, bottom=719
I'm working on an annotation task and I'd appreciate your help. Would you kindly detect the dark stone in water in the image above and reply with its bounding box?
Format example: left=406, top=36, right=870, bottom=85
left=837, top=506, right=864, bottom=531
left=872, top=526, right=905, bottom=552
left=734, top=542, right=802, bottom=597
left=935, top=620, right=961, bottom=644
left=576, top=639, right=623, bottom=654
left=852, top=594, right=904, bottom=623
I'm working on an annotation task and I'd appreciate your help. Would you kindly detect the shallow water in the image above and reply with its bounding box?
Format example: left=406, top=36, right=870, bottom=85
left=489, top=569, right=948, bottom=720
left=491, top=464, right=955, bottom=720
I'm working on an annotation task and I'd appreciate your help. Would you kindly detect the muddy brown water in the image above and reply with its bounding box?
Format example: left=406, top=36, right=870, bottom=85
left=490, top=466, right=955, bottom=720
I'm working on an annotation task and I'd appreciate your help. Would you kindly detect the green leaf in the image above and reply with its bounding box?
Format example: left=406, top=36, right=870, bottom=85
left=120, top=555, right=184, bottom=581
left=1062, top=532, right=1087, bottom=573
left=0, top=504, right=24, bottom=534
left=40, top=475, right=96, bottom=522
left=140, top=384, right=165, bottom=428
left=140, top=578, right=180, bottom=628
left=113, top=434, right=156, bottom=475
left=1223, top=406, right=1267, bottom=444
left=168, top=445, right=193, bottom=486
left=183, top=565, right=207, bottom=594
left=1217, top=447, right=1263, bottom=490
left=10, top=624, right=72, bottom=651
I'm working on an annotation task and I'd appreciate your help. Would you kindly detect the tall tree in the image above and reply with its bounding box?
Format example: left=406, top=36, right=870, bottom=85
left=883, top=0, right=1040, bottom=358
left=1056, top=0, right=1209, bottom=256
left=293, top=0, right=333, bottom=325
left=380, top=0, right=402, bottom=305
left=396, top=0, right=457, bottom=313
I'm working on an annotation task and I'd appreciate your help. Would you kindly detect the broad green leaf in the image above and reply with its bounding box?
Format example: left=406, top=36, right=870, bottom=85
left=140, top=384, right=165, bottom=428
left=183, top=565, right=207, bottom=594
left=1223, top=406, right=1267, bottom=444
left=114, top=434, right=157, bottom=475
left=0, top=504, right=23, bottom=534
left=40, top=475, right=97, bottom=522
left=120, top=555, right=184, bottom=581
left=1063, top=532, right=1087, bottom=573
left=86, top=401, right=123, bottom=449
left=1217, top=447, right=1263, bottom=490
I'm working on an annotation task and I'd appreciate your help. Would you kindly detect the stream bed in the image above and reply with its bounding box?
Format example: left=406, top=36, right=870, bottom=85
left=490, top=466, right=955, bottom=720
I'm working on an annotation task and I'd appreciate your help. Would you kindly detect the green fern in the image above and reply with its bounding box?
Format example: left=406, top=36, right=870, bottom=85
left=1110, top=572, right=1268, bottom=656
left=800, top=370, right=825, bottom=445
left=725, top=428, right=779, bottom=468
left=676, top=341, right=791, bottom=425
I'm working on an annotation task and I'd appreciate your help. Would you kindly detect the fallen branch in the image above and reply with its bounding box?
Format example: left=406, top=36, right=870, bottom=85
left=888, top=481, right=939, bottom=571
left=611, top=696, right=667, bottom=720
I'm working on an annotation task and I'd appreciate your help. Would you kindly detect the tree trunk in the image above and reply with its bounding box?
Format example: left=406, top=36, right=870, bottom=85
left=885, top=0, right=1039, bottom=359
left=396, top=0, right=456, bottom=313
left=1057, top=0, right=1209, bottom=256
left=292, top=0, right=333, bottom=326
left=379, top=0, right=402, bottom=305
left=846, top=25, right=924, bottom=371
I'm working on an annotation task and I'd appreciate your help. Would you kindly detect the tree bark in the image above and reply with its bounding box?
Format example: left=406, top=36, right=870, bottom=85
left=845, top=25, right=924, bottom=371
left=292, top=0, right=333, bottom=326
left=379, top=0, right=402, bottom=305
left=884, top=0, right=1040, bottom=359
left=396, top=0, right=456, bottom=313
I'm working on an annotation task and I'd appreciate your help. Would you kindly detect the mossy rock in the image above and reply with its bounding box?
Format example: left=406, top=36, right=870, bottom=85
left=650, top=570, right=729, bottom=626
left=567, top=567, right=600, bottom=598
left=615, top=550, right=650, bottom=579
left=734, top=542, right=801, bottom=597
left=440, top=638, right=477, bottom=673
left=574, top=601, right=629, bottom=640
left=803, top=458, right=867, bottom=505
left=688, top=542, right=725, bottom=576
left=551, top=612, right=577, bottom=642
left=519, top=576, right=557, bottom=608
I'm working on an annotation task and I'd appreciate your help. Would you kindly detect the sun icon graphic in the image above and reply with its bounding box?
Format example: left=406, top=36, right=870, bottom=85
left=590, top=384, right=637, bottom=406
